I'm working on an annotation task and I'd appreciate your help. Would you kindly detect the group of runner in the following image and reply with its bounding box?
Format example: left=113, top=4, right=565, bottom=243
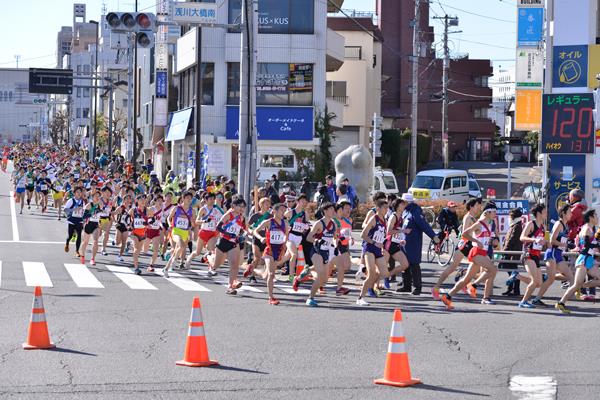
left=7, top=144, right=600, bottom=313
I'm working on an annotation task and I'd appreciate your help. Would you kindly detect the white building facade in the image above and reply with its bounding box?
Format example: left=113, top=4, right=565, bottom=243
left=489, top=66, right=515, bottom=137
left=169, top=0, right=344, bottom=180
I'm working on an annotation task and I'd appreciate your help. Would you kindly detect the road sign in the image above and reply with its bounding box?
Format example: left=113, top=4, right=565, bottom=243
left=541, top=93, right=595, bottom=154
left=505, top=152, right=514, bottom=162
left=29, top=68, right=73, bottom=95
left=172, top=2, right=217, bottom=24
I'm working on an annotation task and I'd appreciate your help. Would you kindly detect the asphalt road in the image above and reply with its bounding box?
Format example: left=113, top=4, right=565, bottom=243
left=0, top=171, right=597, bottom=399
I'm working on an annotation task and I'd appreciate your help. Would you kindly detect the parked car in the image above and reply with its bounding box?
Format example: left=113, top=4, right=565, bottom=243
left=522, top=184, right=542, bottom=204
left=468, top=178, right=482, bottom=198
left=371, top=168, right=400, bottom=196
left=408, top=169, right=470, bottom=202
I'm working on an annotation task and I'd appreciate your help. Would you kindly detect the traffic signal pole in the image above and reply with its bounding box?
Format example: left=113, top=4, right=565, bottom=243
left=194, top=26, right=203, bottom=182
left=410, top=0, right=420, bottom=182
left=127, top=33, right=134, bottom=162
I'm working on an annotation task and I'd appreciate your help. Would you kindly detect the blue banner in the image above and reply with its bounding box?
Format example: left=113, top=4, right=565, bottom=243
left=553, top=45, right=588, bottom=88
left=517, top=7, right=543, bottom=46
left=226, top=106, right=313, bottom=141
left=201, top=143, right=208, bottom=190
left=548, top=155, right=586, bottom=222
left=156, top=70, right=167, bottom=98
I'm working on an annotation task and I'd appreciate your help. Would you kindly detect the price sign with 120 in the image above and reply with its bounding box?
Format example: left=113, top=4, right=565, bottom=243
left=541, top=93, right=595, bottom=154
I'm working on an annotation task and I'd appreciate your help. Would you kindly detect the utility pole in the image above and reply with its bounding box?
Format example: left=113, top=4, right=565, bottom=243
left=194, top=26, right=203, bottom=182
left=108, top=86, right=114, bottom=156
left=409, top=0, right=420, bottom=182
left=433, top=14, right=459, bottom=169
left=132, top=0, right=138, bottom=169
left=237, top=0, right=258, bottom=207
left=126, top=32, right=134, bottom=162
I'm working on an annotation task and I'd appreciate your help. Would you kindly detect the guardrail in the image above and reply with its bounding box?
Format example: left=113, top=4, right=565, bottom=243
left=490, top=250, right=578, bottom=272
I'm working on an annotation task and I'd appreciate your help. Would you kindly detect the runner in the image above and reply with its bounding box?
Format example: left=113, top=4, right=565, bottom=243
left=36, top=170, right=52, bottom=213
left=163, top=191, right=196, bottom=277
left=145, top=194, right=164, bottom=272
left=78, top=190, right=103, bottom=265
left=440, top=202, right=499, bottom=309
left=431, top=198, right=482, bottom=299
left=113, top=194, right=133, bottom=262
left=13, top=166, right=27, bottom=214
left=185, top=192, right=224, bottom=269
left=129, top=194, right=151, bottom=274
left=98, top=186, right=114, bottom=256
left=245, top=197, right=272, bottom=280
left=516, top=203, right=547, bottom=308
left=383, top=198, right=410, bottom=291
left=64, top=187, right=85, bottom=256
left=332, top=201, right=353, bottom=296
left=293, top=202, right=338, bottom=307
left=51, top=172, right=66, bottom=220
left=249, top=203, right=291, bottom=305
left=285, top=194, right=310, bottom=280
left=556, top=209, right=600, bottom=313
left=25, top=165, right=35, bottom=210
left=212, top=197, right=248, bottom=294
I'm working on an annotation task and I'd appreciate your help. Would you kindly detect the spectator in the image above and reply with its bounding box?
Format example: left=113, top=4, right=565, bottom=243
left=341, top=177, right=358, bottom=207
left=567, top=188, right=586, bottom=241
left=499, top=208, right=524, bottom=297
left=337, top=184, right=349, bottom=203
left=437, top=201, right=460, bottom=238
left=300, top=177, right=311, bottom=199
left=398, top=193, right=439, bottom=295
left=325, top=175, right=337, bottom=203
left=265, top=179, right=280, bottom=205
left=271, top=174, right=280, bottom=192
left=227, top=179, right=237, bottom=195
left=315, top=184, right=328, bottom=217
left=145, top=158, right=154, bottom=173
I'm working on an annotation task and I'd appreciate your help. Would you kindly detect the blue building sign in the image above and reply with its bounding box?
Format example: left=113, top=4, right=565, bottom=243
left=226, top=106, right=313, bottom=141
left=156, top=70, right=167, bottom=98
left=517, top=7, right=543, bottom=46
left=548, top=154, right=586, bottom=222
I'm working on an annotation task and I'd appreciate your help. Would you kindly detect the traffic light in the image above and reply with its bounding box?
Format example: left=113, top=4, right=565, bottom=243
left=105, top=12, right=156, bottom=48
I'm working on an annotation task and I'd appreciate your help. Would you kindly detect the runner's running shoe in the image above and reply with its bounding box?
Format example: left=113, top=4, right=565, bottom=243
left=383, top=278, right=391, bottom=290
left=532, top=298, right=548, bottom=307
left=90, top=259, right=96, bottom=266
left=518, top=301, right=535, bottom=308
left=268, top=297, right=280, bottom=306
left=305, top=298, right=318, bottom=307
left=467, top=283, right=477, bottom=299
left=134, top=267, right=141, bottom=275
left=336, top=287, right=350, bottom=296
left=356, top=298, right=369, bottom=306
left=162, top=268, right=169, bottom=278
left=555, top=302, right=571, bottom=314
left=441, top=293, right=454, bottom=310
left=226, top=287, right=237, bottom=295
left=480, top=298, right=495, bottom=305
left=368, top=288, right=378, bottom=298
left=432, top=287, right=440, bottom=300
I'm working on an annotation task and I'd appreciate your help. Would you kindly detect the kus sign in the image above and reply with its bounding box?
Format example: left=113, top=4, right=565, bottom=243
left=518, top=0, right=542, bottom=6
left=226, top=106, right=313, bottom=141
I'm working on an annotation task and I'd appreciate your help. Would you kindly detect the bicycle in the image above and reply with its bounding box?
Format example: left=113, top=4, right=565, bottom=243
left=426, top=227, right=457, bottom=267
left=422, top=206, right=438, bottom=230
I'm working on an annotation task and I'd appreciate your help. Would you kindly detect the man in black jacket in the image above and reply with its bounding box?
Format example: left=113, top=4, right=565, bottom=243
left=500, top=208, right=523, bottom=296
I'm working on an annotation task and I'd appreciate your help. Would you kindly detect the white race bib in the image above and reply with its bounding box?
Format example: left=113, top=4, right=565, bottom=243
left=479, top=236, right=490, bottom=247
left=89, top=213, right=100, bottom=223
left=150, top=220, right=161, bottom=230
left=175, top=218, right=189, bottom=230
left=373, top=228, right=385, bottom=244
left=226, top=223, right=241, bottom=236
left=133, top=218, right=145, bottom=229
left=269, top=230, right=285, bottom=245
left=320, top=236, right=333, bottom=250
left=72, top=207, right=84, bottom=218
left=341, top=228, right=352, bottom=239
left=201, top=220, right=216, bottom=231
left=392, top=232, right=405, bottom=244
left=532, top=240, right=543, bottom=251
left=293, top=222, right=308, bottom=232
left=40, top=184, right=48, bottom=191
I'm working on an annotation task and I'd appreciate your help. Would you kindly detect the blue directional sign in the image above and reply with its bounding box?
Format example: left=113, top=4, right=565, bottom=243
left=517, top=7, right=543, bottom=46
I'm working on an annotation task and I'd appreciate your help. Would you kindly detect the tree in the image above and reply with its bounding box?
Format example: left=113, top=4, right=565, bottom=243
left=523, top=131, right=539, bottom=154
left=314, top=106, right=336, bottom=182
left=48, top=110, right=68, bottom=145
left=290, top=148, right=317, bottom=180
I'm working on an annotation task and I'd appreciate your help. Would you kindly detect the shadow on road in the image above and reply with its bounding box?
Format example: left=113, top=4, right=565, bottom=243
left=48, top=347, right=97, bottom=356
left=212, top=365, right=269, bottom=374
left=416, top=383, right=490, bottom=397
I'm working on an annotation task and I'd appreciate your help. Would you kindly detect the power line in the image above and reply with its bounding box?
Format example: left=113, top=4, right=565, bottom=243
left=448, top=88, right=492, bottom=98
left=0, top=53, right=56, bottom=66
left=435, top=1, right=515, bottom=23
left=450, top=37, right=515, bottom=50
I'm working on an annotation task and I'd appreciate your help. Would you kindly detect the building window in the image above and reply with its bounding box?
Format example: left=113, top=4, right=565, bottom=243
left=122, top=99, right=128, bottom=109
left=260, top=154, right=294, bottom=169
left=82, top=108, right=90, bottom=118
left=474, top=76, right=489, bottom=87
left=83, top=88, right=90, bottom=97
left=326, top=81, right=348, bottom=104
left=228, top=62, right=313, bottom=105
left=473, top=107, right=489, bottom=119
left=228, top=0, right=314, bottom=34
left=83, top=65, right=90, bottom=75
left=76, top=108, right=81, bottom=118
left=179, top=63, right=214, bottom=108
left=344, top=46, right=362, bottom=60
left=76, top=87, right=81, bottom=98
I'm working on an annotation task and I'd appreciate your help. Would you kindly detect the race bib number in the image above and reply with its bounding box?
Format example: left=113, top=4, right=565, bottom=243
left=560, top=237, right=568, bottom=245
left=320, top=237, right=333, bottom=250
left=150, top=220, right=161, bottom=230
left=226, top=223, right=241, bottom=236
left=532, top=241, right=543, bottom=251
left=40, top=184, right=48, bottom=191
left=54, top=184, right=63, bottom=191
left=373, top=228, right=385, bottom=244
left=72, top=207, right=84, bottom=218
left=293, top=222, right=308, bottom=232
left=133, top=218, right=145, bottom=229
left=341, top=228, right=352, bottom=239
left=478, top=237, right=490, bottom=247
left=201, top=220, right=216, bottom=231
left=74, top=173, right=80, bottom=179
left=175, top=218, right=189, bottom=230
left=269, top=231, right=285, bottom=245
left=392, top=232, right=405, bottom=244
left=89, top=213, right=100, bottom=223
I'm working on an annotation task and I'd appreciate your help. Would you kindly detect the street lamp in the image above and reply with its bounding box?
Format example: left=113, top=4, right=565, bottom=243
left=90, top=20, right=99, bottom=162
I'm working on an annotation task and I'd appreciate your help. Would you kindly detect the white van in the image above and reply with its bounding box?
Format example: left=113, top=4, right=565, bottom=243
left=372, top=168, right=399, bottom=196
left=408, top=169, right=470, bottom=202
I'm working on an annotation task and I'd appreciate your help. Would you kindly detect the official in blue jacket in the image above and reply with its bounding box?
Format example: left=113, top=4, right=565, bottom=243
left=399, top=193, right=438, bottom=295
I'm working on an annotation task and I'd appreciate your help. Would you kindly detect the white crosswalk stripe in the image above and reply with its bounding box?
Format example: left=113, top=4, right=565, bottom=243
left=189, top=269, right=264, bottom=293
left=153, top=269, right=212, bottom=291
left=0, top=261, right=2, bottom=286
left=274, top=283, right=311, bottom=295
left=64, top=263, right=104, bottom=288
left=105, top=265, right=158, bottom=290
left=22, top=261, right=53, bottom=287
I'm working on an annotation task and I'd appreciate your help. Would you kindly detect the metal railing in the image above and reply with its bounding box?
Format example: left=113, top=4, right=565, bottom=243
left=326, top=95, right=349, bottom=105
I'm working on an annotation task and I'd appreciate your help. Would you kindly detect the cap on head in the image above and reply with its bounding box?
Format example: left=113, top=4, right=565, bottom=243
left=447, top=201, right=457, bottom=208
left=401, top=193, right=414, bottom=202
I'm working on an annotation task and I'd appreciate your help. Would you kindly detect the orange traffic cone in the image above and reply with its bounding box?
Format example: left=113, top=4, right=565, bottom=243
left=23, top=286, right=55, bottom=350
left=296, top=245, right=306, bottom=276
left=374, top=309, right=421, bottom=387
left=176, top=296, right=218, bottom=367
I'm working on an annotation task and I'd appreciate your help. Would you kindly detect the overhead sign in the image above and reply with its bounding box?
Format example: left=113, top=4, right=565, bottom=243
left=548, top=155, right=586, bottom=222
left=156, top=70, right=168, bottom=98
left=226, top=106, right=314, bottom=141
left=28, top=68, right=73, bottom=95
left=517, top=7, right=543, bottom=46
left=515, top=49, right=543, bottom=89
left=541, top=93, right=595, bottom=154
left=515, top=89, right=542, bottom=131
left=494, top=199, right=530, bottom=238
left=172, top=2, right=217, bottom=24
left=553, top=45, right=588, bottom=88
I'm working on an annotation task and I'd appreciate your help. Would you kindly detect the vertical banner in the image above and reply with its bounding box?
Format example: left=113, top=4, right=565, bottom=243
left=201, top=143, right=208, bottom=189
left=517, top=7, right=544, bottom=47
left=548, top=155, right=586, bottom=222
left=154, top=0, right=170, bottom=128
left=515, top=49, right=543, bottom=89
left=515, top=90, right=542, bottom=131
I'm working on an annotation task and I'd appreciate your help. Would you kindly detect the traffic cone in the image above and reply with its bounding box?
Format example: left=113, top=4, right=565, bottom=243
left=296, top=245, right=305, bottom=276
left=23, top=286, right=55, bottom=350
left=374, top=309, right=421, bottom=387
left=176, top=296, right=218, bottom=367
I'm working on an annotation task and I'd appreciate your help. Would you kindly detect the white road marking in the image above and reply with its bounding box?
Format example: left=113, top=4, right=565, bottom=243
left=153, top=269, right=212, bottom=291
left=0, top=261, right=2, bottom=286
left=190, top=269, right=264, bottom=293
left=22, top=261, right=53, bottom=287
left=274, top=283, right=311, bottom=295
left=106, top=265, right=157, bottom=290
left=9, top=191, right=19, bottom=242
left=0, top=240, right=64, bottom=244
left=509, top=375, right=557, bottom=400
left=64, top=263, right=104, bottom=288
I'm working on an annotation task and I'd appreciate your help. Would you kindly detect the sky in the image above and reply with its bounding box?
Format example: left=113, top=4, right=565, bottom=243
left=1, top=0, right=516, bottom=71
